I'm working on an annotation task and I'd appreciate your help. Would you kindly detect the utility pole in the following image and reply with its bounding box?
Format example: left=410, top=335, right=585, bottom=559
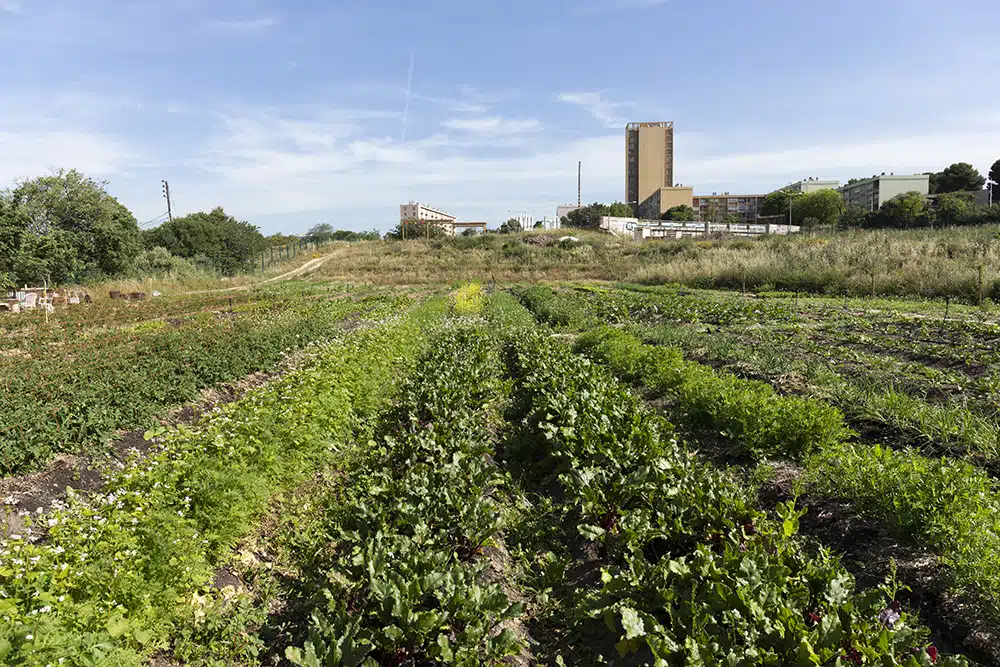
left=578, top=161, right=582, bottom=208
left=162, top=180, right=173, bottom=221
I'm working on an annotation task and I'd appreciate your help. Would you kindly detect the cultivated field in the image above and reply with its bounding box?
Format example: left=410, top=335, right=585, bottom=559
left=1, top=256, right=999, bottom=664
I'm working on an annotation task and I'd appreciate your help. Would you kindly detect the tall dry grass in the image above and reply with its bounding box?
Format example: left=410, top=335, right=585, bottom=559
left=316, top=226, right=1000, bottom=302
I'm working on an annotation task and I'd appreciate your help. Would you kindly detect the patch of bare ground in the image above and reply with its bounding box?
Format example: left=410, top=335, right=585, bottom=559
left=478, top=541, right=535, bottom=667
left=760, top=462, right=1000, bottom=666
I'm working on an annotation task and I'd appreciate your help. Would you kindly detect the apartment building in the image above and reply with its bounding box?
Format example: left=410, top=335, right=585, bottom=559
left=399, top=202, right=458, bottom=235
left=637, top=186, right=694, bottom=219
left=778, top=178, right=841, bottom=193
left=838, top=174, right=930, bottom=211
left=626, top=122, right=674, bottom=206
left=691, top=193, right=766, bottom=223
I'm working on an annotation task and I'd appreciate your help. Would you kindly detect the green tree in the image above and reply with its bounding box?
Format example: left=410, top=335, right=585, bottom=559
left=145, top=207, right=266, bottom=275
left=13, top=230, right=81, bottom=286
left=724, top=213, right=742, bottom=225
left=761, top=191, right=802, bottom=222
left=933, top=162, right=986, bottom=194
left=934, top=192, right=976, bottom=226
left=9, top=169, right=141, bottom=279
left=305, top=223, right=335, bottom=244
left=868, top=192, right=933, bottom=229
left=838, top=204, right=871, bottom=229
left=661, top=205, right=695, bottom=221
left=562, top=201, right=634, bottom=229
left=499, top=218, right=523, bottom=234
left=607, top=201, right=634, bottom=218
left=387, top=220, right=447, bottom=240
left=792, top=189, right=844, bottom=228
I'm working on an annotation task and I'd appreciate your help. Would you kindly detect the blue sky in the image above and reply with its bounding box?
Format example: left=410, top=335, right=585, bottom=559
left=1, top=0, right=998, bottom=234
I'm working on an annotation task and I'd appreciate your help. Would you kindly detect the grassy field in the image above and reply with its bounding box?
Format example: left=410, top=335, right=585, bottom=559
left=313, top=226, right=1000, bottom=305
left=2, top=230, right=1000, bottom=665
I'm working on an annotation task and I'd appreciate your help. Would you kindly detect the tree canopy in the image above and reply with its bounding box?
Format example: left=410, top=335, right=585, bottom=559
left=144, top=207, right=266, bottom=275
left=838, top=205, right=871, bottom=230
left=867, top=192, right=933, bottom=229
left=499, top=218, right=523, bottom=234
left=761, top=191, right=802, bottom=222
left=792, top=189, right=844, bottom=228
left=305, top=224, right=334, bottom=244
left=661, top=205, right=695, bottom=221
left=933, top=192, right=977, bottom=226
left=561, top=202, right=634, bottom=229
left=0, top=169, right=140, bottom=287
left=387, top=220, right=448, bottom=240
left=930, top=162, right=986, bottom=194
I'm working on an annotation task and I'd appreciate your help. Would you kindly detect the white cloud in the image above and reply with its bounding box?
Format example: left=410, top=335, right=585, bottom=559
left=210, top=17, right=279, bottom=33
left=0, top=1, right=20, bottom=14
left=557, top=91, right=632, bottom=128
left=442, top=117, right=541, bottom=135
left=680, top=129, right=1000, bottom=188
left=0, top=129, right=132, bottom=185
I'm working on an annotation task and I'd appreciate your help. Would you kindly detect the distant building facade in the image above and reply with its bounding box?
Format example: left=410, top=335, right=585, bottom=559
left=556, top=204, right=580, bottom=221
left=626, top=122, right=675, bottom=207
left=540, top=216, right=561, bottom=230
left=778, top=178, right=841, bottom=193
left=637, top=186, right=694, bottom=219
left=513, top=213, right=534, bottom=230
left=691, top=193, right=766, bottom=223
left=400, top=201, right=458, bottom=235
left=838, top=174, right=930, bottom=211
left=600, top=216, right=799, bottom=240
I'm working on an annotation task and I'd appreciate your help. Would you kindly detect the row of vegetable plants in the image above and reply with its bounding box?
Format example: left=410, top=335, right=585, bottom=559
left=0, top=299, right=447, bottom=664
left=0, top=280, right=365, bottom=356
left=0, top=295, right=407, bottom=476
left=500, top=328, right=960, bottom=665
left=512, top=283, right=799, bottom=332
left=572, top=326, right=849, bottom=460
left=286, top=321, right=524, bottom=666
left=566, top=321, right=1000, bottom=647
left=639, top=321, right=1000, bottom=459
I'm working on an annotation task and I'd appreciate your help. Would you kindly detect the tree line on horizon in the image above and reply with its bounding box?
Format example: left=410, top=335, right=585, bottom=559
left=558, top=160, right=1000, bottom=232
left=0, top=169, right=378, bottom=289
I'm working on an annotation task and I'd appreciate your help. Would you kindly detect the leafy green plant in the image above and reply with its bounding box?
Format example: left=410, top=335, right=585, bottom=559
left=501, top=331, right=962, bottom=665
left=575, top=326, right=849, bottom=460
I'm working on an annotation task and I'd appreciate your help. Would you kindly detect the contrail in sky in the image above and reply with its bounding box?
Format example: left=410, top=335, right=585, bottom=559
left=401, top=50, right=415, bottom=143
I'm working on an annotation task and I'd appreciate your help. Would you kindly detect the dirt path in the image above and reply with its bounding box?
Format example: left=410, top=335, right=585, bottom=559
left=182, top=247, right=342, bottom=296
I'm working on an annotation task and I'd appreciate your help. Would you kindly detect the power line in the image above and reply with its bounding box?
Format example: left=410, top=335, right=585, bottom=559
left=140, top=212, right=170, bottom=228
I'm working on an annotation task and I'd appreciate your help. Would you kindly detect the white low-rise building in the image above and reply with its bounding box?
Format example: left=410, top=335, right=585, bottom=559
left=400, top=202, right=458, bottom=235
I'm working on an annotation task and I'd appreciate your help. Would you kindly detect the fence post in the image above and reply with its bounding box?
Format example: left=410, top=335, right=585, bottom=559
left=945, top=296, right=951, bottom=320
